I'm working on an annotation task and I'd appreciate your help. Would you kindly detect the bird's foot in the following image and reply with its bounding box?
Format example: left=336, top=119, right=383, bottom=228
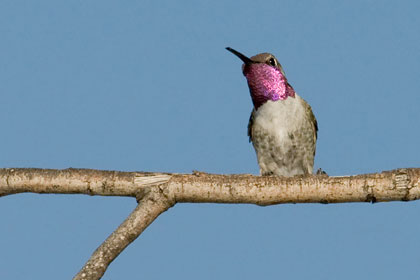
left=316, top=168, right=328, bottom=176
left=192, top=170, right=209, bottom=176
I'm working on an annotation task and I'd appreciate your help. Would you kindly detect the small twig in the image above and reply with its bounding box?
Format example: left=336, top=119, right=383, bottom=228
left=73, top=187, right=174, bottom=280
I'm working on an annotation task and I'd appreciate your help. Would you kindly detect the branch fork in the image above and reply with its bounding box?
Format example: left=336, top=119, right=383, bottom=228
left=1, top=168, right=420, bottom=279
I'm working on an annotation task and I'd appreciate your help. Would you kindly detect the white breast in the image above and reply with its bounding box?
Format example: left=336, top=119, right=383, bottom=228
left=253, top=95, right=306, bottom=137
left=250, top=94, right=315, bottom=176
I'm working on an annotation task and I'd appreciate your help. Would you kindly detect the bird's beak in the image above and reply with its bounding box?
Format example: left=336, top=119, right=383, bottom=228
left=226, top=47, right=253, bottom=65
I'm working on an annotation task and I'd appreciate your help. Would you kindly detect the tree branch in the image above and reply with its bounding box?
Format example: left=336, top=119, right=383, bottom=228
left=1, top=167, right=420, bottom=280
left=2, top=168, right=419, bottom=203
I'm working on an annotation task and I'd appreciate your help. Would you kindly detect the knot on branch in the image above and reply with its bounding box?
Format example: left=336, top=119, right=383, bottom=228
left=134, top=173, right=173, bottom=203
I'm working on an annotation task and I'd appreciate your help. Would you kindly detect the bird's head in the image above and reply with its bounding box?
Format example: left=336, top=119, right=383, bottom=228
left=226, top=47, right=295, bottom=109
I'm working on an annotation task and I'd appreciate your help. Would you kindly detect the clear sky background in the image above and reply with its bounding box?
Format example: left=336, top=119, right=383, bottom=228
left=1, top=1, right=420, bottom=279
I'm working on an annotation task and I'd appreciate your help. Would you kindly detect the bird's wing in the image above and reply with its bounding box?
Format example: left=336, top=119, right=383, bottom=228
left=247, top=109, right=255, bottom=143
left=305, top=102, right=318, bottom=156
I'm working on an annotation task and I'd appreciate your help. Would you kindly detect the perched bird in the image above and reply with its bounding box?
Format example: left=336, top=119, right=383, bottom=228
left=226, top=47, right=318, bottom=176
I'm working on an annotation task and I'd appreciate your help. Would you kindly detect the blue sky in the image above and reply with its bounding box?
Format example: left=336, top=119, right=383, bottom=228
left=1, top=1, right=420, bottom=279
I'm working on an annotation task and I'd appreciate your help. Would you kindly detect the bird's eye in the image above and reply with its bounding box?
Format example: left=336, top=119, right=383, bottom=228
left=268, top=57, right=276, bottom=67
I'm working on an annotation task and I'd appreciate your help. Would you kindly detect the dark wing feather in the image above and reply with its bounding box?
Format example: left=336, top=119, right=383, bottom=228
left=305, top=103, right=318, bottom=156
left=247, top=109, right=255, bottom=142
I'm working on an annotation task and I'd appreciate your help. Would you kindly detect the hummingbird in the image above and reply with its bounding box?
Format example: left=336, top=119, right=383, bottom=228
left=226, top=47, right=318, bottom=176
